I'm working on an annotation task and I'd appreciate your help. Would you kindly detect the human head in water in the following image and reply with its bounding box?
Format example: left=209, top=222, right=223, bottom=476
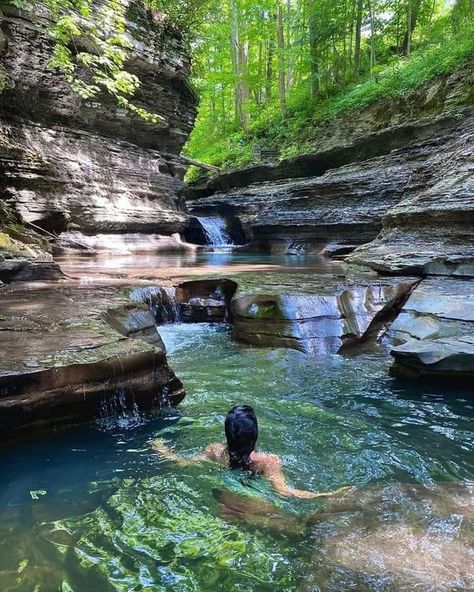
left=225, top=405, right=258, bottom=470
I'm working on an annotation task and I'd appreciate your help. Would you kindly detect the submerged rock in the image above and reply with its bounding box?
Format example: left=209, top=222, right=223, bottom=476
left=0, top=283, right=184, bottom=443
left=302, top=482, right=474, bottom=592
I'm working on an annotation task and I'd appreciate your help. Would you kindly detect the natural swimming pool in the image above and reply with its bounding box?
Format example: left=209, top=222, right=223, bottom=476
left=1, top=254, right=473, bottom=591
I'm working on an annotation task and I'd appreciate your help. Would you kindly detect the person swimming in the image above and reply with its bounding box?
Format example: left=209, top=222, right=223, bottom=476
left=153, top=404, right=351, bottom=500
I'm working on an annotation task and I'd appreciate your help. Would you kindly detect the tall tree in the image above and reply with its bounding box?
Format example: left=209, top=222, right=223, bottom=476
left=402, top=0, right=423, bottom=55
left=277, top=0, right=287, bottom=115
left=353, top=0, right=364, bottom=74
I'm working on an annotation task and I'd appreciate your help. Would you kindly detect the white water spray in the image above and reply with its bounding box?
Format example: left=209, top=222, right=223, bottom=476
left=198, top=216, right=234, bottom=246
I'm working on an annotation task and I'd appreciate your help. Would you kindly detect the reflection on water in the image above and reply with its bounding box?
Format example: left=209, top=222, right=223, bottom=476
left=0, top=321, right=473, bottom=591
left=55, top=250, right=343, bottom=284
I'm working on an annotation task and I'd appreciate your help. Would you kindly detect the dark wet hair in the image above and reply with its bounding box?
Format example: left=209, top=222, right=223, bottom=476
left=225, top=405, right=258, bottom=470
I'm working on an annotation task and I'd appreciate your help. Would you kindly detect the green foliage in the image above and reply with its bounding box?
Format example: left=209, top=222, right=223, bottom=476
left=185, top=0, right=474, bottom=178
left=4, top=0, right=202, bottom=122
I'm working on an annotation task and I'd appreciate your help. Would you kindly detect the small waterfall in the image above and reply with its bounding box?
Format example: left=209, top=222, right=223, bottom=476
left=198, top=216, right=234, bottom=247
left=158, top=287, right=181, bottom=323
left=129, top=286, right=181, bottom=323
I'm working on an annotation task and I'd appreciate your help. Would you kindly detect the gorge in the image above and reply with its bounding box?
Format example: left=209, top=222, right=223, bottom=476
left=0, top=1, right=473, bottom=590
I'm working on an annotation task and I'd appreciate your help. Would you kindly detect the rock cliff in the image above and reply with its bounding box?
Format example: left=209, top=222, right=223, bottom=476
left=186, top=64, right=474, bottom=275
left=0, top=1, right=197, bottom=281
left=185, top=64, right=473, bottom=380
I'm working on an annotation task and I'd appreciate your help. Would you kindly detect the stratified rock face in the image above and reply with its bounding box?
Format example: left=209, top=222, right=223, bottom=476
left=231, top=276, right=417, bottom=354
left=0, top=2, right=197, bottom=244
left=348, top=113, right=474, bottom=276
left=0, top=282, right=185, bottom=442
left=188, top=110, right=474, bottom=258
left=387, top=277, right=474, bottom=379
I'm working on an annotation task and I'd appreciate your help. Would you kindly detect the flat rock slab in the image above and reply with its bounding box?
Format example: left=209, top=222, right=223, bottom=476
left=389, top=277, right=474, bottom=343
left=0, top=282, right=184, bottom=443
left=390, top=335, right=474, bottom=379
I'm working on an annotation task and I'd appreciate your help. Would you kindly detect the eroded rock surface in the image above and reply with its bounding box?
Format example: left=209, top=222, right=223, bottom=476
left=390, top=335, right=474, bottom=380
left=0, top=282, right=184, bottom=442
left=188, top=110, right=473, bottom=261
left=230, top=275, right=418, bottom=354
left=0, top=1, right=198, bottom=277
left=348, top=113, right=474, bottom=276
left=387, top=277, right=474, bottom=379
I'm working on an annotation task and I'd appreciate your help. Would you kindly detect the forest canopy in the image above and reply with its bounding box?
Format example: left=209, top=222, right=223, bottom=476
left=2, top=0, right=472, bottom=172
left=185, top=0, right=474, bottom=174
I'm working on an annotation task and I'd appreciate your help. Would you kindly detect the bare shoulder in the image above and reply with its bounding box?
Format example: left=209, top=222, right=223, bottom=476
left=250, top=451, right=282, bottom=471
left=203, top=443, right=227, bottom=463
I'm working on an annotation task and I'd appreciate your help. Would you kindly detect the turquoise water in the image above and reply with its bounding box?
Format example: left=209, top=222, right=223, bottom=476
left=1, top=322, right=473, bottom=591
left=1, top=253, right=473, bottom=591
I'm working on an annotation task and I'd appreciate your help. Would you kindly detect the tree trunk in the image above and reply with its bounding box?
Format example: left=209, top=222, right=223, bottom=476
left=401, top=0, right=422, bottom=55
left=277, top=1, right=287, bottom=116
left=353, top=0, right=363, bottom=74
left=368, top=0, right=376, bottom=69
left=308, top=0, right=319, bottom=99
left=266, top=37, right=274, bottom=102
left=230, top=0, right=249, bottom=132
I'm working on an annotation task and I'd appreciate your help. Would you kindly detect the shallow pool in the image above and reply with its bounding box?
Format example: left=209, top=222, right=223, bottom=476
left=1, top=318, right=473, bottom=591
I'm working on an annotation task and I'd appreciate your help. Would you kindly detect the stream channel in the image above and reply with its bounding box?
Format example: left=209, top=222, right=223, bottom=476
left=1, top=250, right=473, bottom=591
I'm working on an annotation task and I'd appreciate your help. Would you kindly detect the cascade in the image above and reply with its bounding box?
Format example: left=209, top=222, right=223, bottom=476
left=198, top=216, right=234, bottom=246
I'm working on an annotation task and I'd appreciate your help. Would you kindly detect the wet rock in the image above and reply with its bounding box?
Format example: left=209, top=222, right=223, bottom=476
left=181, top=297, right=228, bottom=322
left=387, top=278, right=474, bottom=380
left=389, top=278, right=474, bottom=344
left=0, top=259, right=63, bottom=283
left=176, top=278, right=238, bottom=323
left=302, top=482, right=474, bottom=592
left=104, top=303, right=165, bottom=349
left=0, top=283, right=184, bottom=443
left=231, top=277, right=417, bottom=355
left=390, top=335, right=474, bottom=380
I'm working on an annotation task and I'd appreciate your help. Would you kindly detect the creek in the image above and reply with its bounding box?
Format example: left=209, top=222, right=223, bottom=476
left=0, top=251, right=472, bottom=591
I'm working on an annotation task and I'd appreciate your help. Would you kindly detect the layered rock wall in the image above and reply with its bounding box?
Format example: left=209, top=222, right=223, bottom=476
left=0, top=1, right=197, bottom=272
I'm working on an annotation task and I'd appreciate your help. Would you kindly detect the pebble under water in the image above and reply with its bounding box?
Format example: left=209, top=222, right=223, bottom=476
left=0, top=256, right=473, bottom=592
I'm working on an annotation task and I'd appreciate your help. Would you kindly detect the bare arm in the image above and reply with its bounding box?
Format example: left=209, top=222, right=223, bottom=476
left=256, top=454, right=352, bottom=499
left=152, top=438, right=201, bottom=467
left=152, top=439, right=227, bottom=467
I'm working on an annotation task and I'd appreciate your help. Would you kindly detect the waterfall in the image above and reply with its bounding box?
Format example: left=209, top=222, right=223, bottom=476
left=129, top=286, right=181, bottom=323
left=198, top=216, right=234, bottom=247
left=158, top=287, right=181, bottom=323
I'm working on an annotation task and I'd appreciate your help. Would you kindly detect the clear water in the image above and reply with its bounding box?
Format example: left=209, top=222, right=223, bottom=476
left=1, top=253, right=473, bottom=591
